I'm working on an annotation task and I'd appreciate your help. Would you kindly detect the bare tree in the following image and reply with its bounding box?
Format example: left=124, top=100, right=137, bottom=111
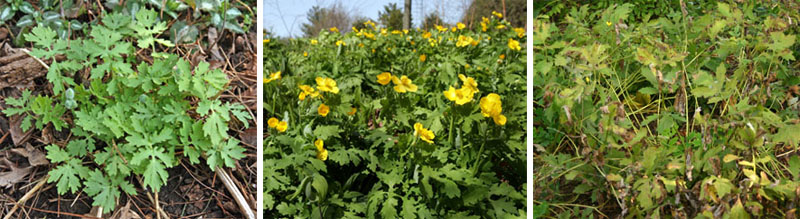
left=300, top=2, right=353, bottom=37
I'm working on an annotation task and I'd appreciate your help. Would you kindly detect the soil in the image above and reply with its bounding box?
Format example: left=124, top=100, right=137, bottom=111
left=0, top=1, right=257, bottom=218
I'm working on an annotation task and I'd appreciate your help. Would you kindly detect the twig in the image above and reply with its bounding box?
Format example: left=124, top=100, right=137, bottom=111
left=137, top=176, right=171, bottom=219
left=216, top=167, right=255, bottom=219
left=4, top=176, right=49, bottom=219
left=19, top=48, right=50, bottom=70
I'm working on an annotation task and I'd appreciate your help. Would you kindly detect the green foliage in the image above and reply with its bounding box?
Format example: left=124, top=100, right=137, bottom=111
left=4, top=8, right=251, bottom=213
left=377, top=3, right=403, bottom=30
left=534, top=1, right=800, bottom=217
left=265, top=14, right=526, bottom=218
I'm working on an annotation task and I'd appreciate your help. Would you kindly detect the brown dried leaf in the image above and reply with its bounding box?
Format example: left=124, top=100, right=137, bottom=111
left=9, top=114, right=33, bottom=146
left=10, top=143, right=49, bottom=166
left=0, top=157, right=32, bottom=188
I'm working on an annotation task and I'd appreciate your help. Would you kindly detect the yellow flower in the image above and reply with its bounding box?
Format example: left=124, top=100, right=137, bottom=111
left=264, top=39, right=270, bottom=43
left=318, top=103, right=330, bottom=117
left=508, top=38, right=521, bottom=51
left=303, top=51, right=308, bottom=57
left=347, top=107, right=357, bottom=116
left=606, top=21, right=612, bottom=26
left=377, top=72, right=392, bottom=85
left=500, top=54, right=506, bottom=60
left=329, top=27, right=339, bottom=32
left=403, top=29, right=409, bottom=34
left=457, top=22, right=466, bottom=30
left=391, top=30, right=402, bottom=34
left=456, top=35, right=474, bottom=47
left=364, top=32, right=375, bottom=40
left=443, top=86, right=474, bottom=105
left=422, top=31, right=431, bottom=39
left=492, top=11, right=503, bottom=18
left=480, top=93, right=506, bottom=126
left=381, top=28, right=388, bottom=35
left=414, top=123, right=435, bottom=144
left=451, top=26, right=457, bottom=32
left=492, top=114, right=507, bottom=125
left=420, top=54, right=426, bottom=62
left=268, top=117, right=279, bottom=128
left=359, top=43, right=365, bottom=47
left=465, top=64, right=471, bottom=69
left=391, top=75, right=418, bottom=93
left=364, top=20, right=375, bottom=27
left=298, top=85, right=319, bottom=100
left=316, top=77, right=340, bottom=94
left=315, top=139, right=328, bottom=161
left=459, top=74, right=479, bottom=93
left=496, top=24, right=506, bottom=29
left=265, top=71, right=282, bottom=83
left=336, top=40, right=346, bottom=46
left=480, top=93, right=503, bottom=117
left=372, top=49, right=376, bottom=53
left=311, top=39, right=318, bottom=45
left=513, top=27, right=525, bottom=38
left=481, top=22, right=487, bottom=32
left=435, top=25, right=447, bottom=32
left=276, top=121, right=288, bottom=132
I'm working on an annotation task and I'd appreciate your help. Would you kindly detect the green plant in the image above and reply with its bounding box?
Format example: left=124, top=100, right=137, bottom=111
left=534, top=1, right=800, bottom=217
left=0, top=0, right=84, bottom=41
left=3, top=8, right=250, bottom=213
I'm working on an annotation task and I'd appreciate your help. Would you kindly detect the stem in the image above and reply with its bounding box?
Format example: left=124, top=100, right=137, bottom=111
left=472, top=126, right=488, bottom=176
left=448, top=103, right=455, bottom=146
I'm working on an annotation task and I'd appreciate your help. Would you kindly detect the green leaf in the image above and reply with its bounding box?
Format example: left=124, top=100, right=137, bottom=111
left=207, top=138, right=246, bottom=169
left=143, top=158, right=169, bottom=192
left=768, top=32, right=795, bottom=52
left=47, top=159, right=89, bottom=195
left=45, top=144, right=70, bottom=163
left=25, top=26, right=57, bottom=48
left=84, top=170, right=120, bottom=214
left=726, top=199, right=750, bottom=219
left=312, top=173, right=328, bottom=200
left=773, top=124, right=800, bottom=146
left=440, top=178, right=461, bottom=198
left=314, top=125, right=341, bottom=140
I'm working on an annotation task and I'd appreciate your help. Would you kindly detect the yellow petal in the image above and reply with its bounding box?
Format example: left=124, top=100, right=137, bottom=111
left=315, top=139, right=324, bottom=152
left=268, top=118, right=278, bottom=128
left=277, top=121, right=288, bottom=132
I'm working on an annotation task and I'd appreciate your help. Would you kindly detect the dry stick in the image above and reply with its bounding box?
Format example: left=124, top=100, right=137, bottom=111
left=19, top=48, right=50, bottom=70
left=4, top=176, right=49, bottom=219
left=216, top=167, right=255, bottom=219
left=143, top=189, right=170, bottom=219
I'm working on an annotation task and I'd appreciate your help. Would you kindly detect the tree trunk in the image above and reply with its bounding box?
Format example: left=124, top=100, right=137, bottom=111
left=403, top=0, right=412, bottom=29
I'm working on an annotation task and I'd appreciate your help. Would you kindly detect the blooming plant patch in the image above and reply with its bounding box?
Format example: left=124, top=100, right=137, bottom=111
left=265, top=14, right=527, bottom=218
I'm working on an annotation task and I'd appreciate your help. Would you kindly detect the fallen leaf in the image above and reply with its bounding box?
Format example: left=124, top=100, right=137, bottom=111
left=10, top=143, right=49, bottom=166
left=111, top=201, right=141, bottom=219
left=0, top=157, right=32, bottom=188
left=240, top=127, right=257, bottom=147
left=9, top=114, right=33, bottom=146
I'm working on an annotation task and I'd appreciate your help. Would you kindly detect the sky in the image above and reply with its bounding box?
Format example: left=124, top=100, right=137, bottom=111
left=264, top=0, right=469, bottom=38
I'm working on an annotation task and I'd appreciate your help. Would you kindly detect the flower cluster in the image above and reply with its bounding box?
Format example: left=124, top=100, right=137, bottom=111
left=268, top=117, right=288, bottom=132
left=376, top=72, right=418, bottom=93
left=298, top=77, right=340, bottom=101
left=443, top=74, right=479, bottom=105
